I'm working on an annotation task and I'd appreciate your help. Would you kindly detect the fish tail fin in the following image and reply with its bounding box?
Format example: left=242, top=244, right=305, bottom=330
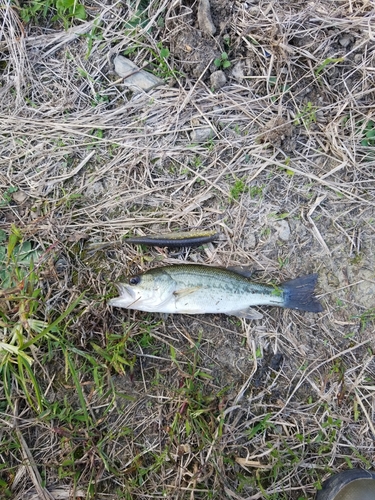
left=281, top=274, right=323, bottom=313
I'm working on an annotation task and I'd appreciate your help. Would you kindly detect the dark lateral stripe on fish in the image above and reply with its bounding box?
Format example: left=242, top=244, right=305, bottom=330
left=281, top=274, right=323, bottom=313
left=125, top=231, right=220, bottom=248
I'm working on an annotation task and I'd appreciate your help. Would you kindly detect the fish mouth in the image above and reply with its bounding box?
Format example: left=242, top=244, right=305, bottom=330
left=108, top=283, right=136, bottom=306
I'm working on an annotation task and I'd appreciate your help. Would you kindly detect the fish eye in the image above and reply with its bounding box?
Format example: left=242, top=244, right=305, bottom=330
left=129, top=275, right=141, bottom=286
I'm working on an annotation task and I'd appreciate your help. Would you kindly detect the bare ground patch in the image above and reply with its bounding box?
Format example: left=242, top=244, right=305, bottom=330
left=1, top=0, right=375, bottom=499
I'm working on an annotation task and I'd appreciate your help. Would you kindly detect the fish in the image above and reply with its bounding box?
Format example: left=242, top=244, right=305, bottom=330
left=109, top=265, right=323, bottom=319
left=125, top=230, right=220, bottom=248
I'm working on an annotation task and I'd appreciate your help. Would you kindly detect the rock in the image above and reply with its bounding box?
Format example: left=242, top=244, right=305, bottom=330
left=190, top=127, right=216, bottom=143
left=113, top=55, right=164, bottom=92
left=275, top=220, right=291, bottom=242
left=197, top=0, right=216, bottom=35
left=248, top=6, right=260, bottom=15
left=12, top=190, right=27, bottom=204
left=210, top=70, right=227, bottom=90
left=244, top=233, right=257, bottom=250
left=231, top=61, right=245, bottom=82
left=339, top=36, right=351, bottom=48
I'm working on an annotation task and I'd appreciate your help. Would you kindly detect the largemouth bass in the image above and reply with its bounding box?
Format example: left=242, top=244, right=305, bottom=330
left=109, top=265, right=323, bottom=319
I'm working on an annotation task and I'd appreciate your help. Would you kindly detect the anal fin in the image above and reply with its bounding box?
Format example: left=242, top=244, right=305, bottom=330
left=228, top=307, right=263, bottom=320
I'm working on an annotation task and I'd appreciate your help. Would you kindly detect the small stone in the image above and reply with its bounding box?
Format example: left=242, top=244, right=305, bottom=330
left=231, top=61, right=245, bottom=82
left=210, top=70, right=227, bottom=90
left=197, top=0, right=216, bottom=35
left=248, top=6, right=260, bottom=15
left=12, top=190, right=27, bottom=204
left=190, top=127, right=215, bottom=143
left=113, top=55, right=164, bottom=92
left=244, top=233, right=257, bottom=249
left=339, top=36, right=351, bottom=48
left=275, top=220, right=291, bottom=242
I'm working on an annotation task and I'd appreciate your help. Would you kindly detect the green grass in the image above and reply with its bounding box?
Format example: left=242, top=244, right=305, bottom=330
left=150, top=43, right=178, bottom=80
left=123, top=0, right=152, bottom=34
left=294, top=101, right=317, bottom=129
left=0, top=187, right=18, bottom=208
left=358, top=119, right=375, bottom=147
left=229, top=178, right=248, bottom=200
left=18, top=0, right=86, bottom=29
left=214, top=52, right=231, bottom=70
left=315, top=57, right=345, bottom=78
left=1, top=227, right=241, bottom=496
left=0, top=227, right=129, bottom=491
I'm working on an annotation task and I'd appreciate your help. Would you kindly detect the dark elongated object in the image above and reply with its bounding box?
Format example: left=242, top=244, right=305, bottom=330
left=125, top=230, right=220, bottom=248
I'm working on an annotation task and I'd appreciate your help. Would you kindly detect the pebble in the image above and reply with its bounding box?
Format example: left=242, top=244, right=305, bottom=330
left=248, top=6, right=260, bottom=15
left=210, top=70, right=227, bottom=90
left=244, top=233, right=257, bottom=249
left=275, top=220, right=291, bottom=242
left=113, top=55, right=164, bottom=92
left=339, top=36, right=351, bottom=48
left=197, top=0, right=216, bottom=35
left=190, top=127, right=216, bottom=143
left=231, top=61, right=245, bottom=82
left=12, top=190, right=27, bottom=204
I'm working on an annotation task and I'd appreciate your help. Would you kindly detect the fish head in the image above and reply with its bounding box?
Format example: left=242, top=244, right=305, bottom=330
left=109, top=270, right=173, bottom=311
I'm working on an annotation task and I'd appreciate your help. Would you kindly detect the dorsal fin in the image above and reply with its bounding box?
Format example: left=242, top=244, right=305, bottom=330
left=226, top=266, right=256, bottom=278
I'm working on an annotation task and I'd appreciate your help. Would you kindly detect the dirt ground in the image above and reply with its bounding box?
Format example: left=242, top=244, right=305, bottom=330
left=1, top=0, right=375, bottom=499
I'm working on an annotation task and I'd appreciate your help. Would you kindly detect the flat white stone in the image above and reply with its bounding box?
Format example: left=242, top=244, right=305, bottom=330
left=114, top=55, right=164, bottom=92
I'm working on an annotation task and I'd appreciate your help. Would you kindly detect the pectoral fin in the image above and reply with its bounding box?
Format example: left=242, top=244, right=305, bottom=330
left=230, top=307, right=263, bottom=320
left=173, top=286, right=201, bottom=298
